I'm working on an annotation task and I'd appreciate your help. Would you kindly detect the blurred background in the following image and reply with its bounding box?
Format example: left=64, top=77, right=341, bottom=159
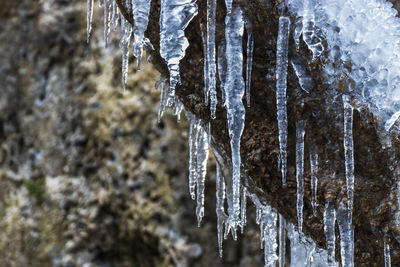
left=0, top=0, right=265, bottom=266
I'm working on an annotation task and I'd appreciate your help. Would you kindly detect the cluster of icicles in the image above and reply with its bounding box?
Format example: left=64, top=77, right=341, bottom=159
left=86, top=0, right=394, bottom=266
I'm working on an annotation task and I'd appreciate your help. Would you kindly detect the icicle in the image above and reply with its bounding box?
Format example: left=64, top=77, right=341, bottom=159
left=131, top=0, right=151, bottom=70
left=120, top=17, right=132, bottom=91
left=216, top=161, right=227, bottom=257
left=337, top=201, right=354, bottom=267
left=302, top=0, right=323, bottom=61
left=159, top=0, right=198, bottom=101
left=201, top=25, right=209, bottom=106
left=224, top=4, right=245, bottom=226
left=217, top=39, right=227, bottom=106
left=278, top=214, right=286, bottom=267
left=343, top=94, right=354, bottom=220
left=246, top=31, right=253, bottom=107
left=196, top=123, right=210, bottom=226
left=260, top=206, right=278, bottom=267
left=310, top=143, right=318, bottom=216
left=187, top=115, right=200, bottom=199
left=240, top=187, right=247, bottom=233
left=225, top=0, right=232, bottom=14
left=276, top=16, right=290, bottom=186
left=87, top=0, right=94, bottom=43
left=293, top=17, right=302, bottom=51
left=111, top=0, right=119, bottom=31
left=104, top=0, right=111, bottom=47
left=324, top=199, right=336, bottom=266
left=290, top=57, right=314, bottom=93
left=296, top=119, right=305, bottom=233
left=384, top=237, right=391, bottom=267
left=343, top=94, right=355, bottom=266
left=173, top=96, right=184, bottom=122
left=208, top=0, right=217, bottom=118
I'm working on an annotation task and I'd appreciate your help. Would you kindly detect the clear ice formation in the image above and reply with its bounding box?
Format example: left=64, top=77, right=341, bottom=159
left=343, top=94, right=355, bottom=266
left=206, top=0, right=217, bottom=118
left=309, top=143, right=319, bottom=216
left=276, top=16, right=290, bottom=186
left=260, top=206, right=278, bottom=267
left=215, top=161, right=227, bottom=257
left=111, top=0, right=119, bottom=30
left=324, top=199, right=336, bottom=266
left=131, top=0, right=151, bottom=70
left=195, top=123, right=210, bottom=226
left=160, top=0, right=198, bottom=101
left=301, top=0, right=324, bottom=61
left=296, top=119, right=305, bottom=233
left=245, top=16, right=254, bottom=108
left=337, top=201, right=354, bottom=267
left=278, top=214, right=286, bottom=267
left=385, top=237, right=391, bottom=267
left=224, top=3, right=246, bottom=225
left=120, top=17, right=132, bottom=91
left=290, top=57, right=314, bottom=93
left=87, top=0, right=94, bottom=43
left=217, top=39, right=227, bottom=106
left=104, top=0, right=111, bottom=47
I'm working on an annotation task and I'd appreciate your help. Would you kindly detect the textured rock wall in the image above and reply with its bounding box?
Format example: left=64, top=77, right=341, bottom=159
left=0, top=1, right=265, bottom=266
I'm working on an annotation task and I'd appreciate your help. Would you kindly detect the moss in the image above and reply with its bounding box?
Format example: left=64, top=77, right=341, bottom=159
left=23, top=178, right=46, bottom=203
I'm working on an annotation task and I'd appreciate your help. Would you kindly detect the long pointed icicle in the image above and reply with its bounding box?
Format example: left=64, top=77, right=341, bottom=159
left=224, top=4, right=245, bottom=226
left=246, top=31, right=253, bottom=107
left=216, top=161, right=227, bottom=257
left=343, top=94, right=355, bottom=265
left=310, top=144, right=318, bottom=216
left=324, top=199, right=336, bottom=266
left=201, top=25, right=210, bottom=106
left=296, top=119, right=305, bottom=233
left=120, top=17, right=132, bottom=91
left=160, top=0, right=198, bottom=102
left=276, top=16, right=291, bottom=186
left=87, top=0, right=94, bottom=43
left=207, top=0, right=217, bottom=118
left=196, top=124, right=210, bottom=226
left=278, top=214, right=286, bottom=267
left=131, top=0, right=151, bottom=70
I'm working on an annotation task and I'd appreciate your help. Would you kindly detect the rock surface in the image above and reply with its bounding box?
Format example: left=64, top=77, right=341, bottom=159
left=116, top=0, right=400, bottom=265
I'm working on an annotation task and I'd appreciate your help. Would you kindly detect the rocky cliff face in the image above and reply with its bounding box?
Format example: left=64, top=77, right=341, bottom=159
left=0, top=1, right=266, bottom=266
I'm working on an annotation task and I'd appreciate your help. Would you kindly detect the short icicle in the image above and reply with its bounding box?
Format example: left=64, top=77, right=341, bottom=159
left=207, top=0, right=217, bottom=118
left=87, top=0, right=94, bottom=43
left=160, top=0, right=198, bottom=101
left=276, top=16, right=291, bottom=186
left=196, top=123, right=210, bottom=226
left=324, top=199, right=336, bottom=266
left=120, top=17, right=132, bottom=91
left=296, top=119, right=306, bottom=233
left=310, top=143, right=318, bottom=216
left=260, top=206, right=278, bottom=267
left=104, top=0, right=111, bottom=47
left=187, top=113, right=200, bottom=199
left=131, top=0, right=151, bottom=69
left=224, top=3, right=246, bottom=227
